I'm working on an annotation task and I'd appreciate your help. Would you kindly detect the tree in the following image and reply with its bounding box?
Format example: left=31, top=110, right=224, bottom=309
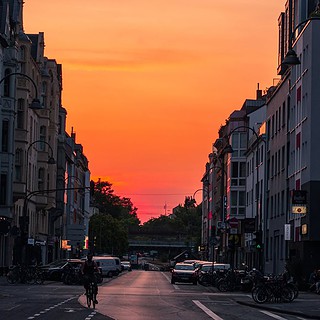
left=89, top=180, right=140, bottom=256
left=89, top=214, right=128, bottom=256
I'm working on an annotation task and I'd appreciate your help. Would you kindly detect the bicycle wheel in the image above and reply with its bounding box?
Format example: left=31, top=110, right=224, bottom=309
left=35, top=271, right=45, bottom=285
left=198, top=274, right=210, bottom=286
left=287, top=283, right=299, bottom=300
left=281, top=285, right=295, bottom=302
left=6, top=270, right=18, bottom=284
left=26, top=270, right=35, bottom=284
left=252, top=286, right=269, bottom=304
left=217, top=280, right=229, bottom=292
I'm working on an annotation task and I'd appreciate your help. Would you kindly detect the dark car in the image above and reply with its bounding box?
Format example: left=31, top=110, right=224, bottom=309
left=171, top=263, right=198, bottom=285
left=41, top=259, right=83, bottom=281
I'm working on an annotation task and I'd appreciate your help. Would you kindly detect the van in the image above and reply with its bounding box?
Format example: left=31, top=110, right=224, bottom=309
left=93, top=256, right=122, bottom=277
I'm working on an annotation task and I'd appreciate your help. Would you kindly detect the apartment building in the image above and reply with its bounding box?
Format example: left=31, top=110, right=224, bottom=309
left=0, top=1, right=91, bottom=268
left=202, top=1, right=320, bottom=279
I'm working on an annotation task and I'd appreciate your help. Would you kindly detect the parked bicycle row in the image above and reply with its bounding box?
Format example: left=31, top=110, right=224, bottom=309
left=170, top=259, right=299, bottom=304
left=5, top=256, right=132, bottom=285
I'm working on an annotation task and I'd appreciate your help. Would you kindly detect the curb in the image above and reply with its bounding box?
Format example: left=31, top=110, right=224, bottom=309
left=236, top=300, right=320, bottom=320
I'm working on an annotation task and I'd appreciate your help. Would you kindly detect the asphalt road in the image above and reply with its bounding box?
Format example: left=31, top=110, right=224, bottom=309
left=1, top=271, right=320, bottom=320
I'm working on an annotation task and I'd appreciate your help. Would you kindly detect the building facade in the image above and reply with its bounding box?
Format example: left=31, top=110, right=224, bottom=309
left=0, top=1, right=92, bottom=269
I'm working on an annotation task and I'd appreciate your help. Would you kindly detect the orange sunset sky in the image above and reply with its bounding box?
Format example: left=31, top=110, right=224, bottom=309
left=24, top=1, right=284, bottom=223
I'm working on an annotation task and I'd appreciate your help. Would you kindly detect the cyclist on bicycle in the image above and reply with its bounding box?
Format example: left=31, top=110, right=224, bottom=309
left=81, top=253, right=99, bottom=304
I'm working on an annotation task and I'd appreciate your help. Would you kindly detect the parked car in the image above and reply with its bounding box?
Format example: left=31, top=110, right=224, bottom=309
left=93, top=256, right=122, bottom=277
left=171, top=262, right=198, bottom=285
left=41, top=259, right=83, bottom=281
left=121, top=261, right=132, bottom=271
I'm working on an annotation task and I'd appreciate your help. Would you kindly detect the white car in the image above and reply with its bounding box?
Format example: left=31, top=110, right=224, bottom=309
left=121, top=261, right=132, bottom=271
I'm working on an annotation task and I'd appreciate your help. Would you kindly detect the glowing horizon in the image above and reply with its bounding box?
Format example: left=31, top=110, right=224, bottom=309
left=24, top=0, right=284, bottom=223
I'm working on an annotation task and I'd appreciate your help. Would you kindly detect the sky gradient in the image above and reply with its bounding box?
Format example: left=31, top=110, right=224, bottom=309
left=24, top=1, right=284, bottom=223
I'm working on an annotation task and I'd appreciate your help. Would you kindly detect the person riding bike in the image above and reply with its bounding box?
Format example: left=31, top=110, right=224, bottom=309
left=81, top=253, right=99, bottom=304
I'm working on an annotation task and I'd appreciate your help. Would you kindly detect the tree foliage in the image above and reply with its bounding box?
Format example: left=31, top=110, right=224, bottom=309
left=89, top=180, right=140, bottom=256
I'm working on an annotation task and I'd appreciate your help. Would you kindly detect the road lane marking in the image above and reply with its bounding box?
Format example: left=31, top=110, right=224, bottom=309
left=193, top=300, right=224, bottom=320
left=260, top=310, right=288, bottom=319
left=161, top=271, right=180, bottom=289
left=26, top=296, right=76, bottom=319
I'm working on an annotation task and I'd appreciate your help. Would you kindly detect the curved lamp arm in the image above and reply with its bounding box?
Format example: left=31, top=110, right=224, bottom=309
left=0, top=72, right=42, bottom=109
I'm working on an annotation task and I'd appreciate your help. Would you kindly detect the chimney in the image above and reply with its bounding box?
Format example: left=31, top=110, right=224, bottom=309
left=256, top=83, right=262, bottom=100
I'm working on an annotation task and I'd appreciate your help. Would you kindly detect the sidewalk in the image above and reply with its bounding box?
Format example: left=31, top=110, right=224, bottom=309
left=235, top=291, right=320, bottom=320
left=206, top=285, right=320, bottom=319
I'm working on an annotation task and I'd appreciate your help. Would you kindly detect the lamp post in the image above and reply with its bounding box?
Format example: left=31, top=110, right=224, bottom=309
left=64, top=175, right=87, bottom=258
left=0, top=72, right=42, bottom=109
left=26, top=140, right=55, bottom=192
left=282, top=9, right=320, bottom=66
left=192, top=187, right=210, bottom=261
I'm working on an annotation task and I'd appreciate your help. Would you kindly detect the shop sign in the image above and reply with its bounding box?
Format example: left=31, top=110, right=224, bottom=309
left=292, top=205, right=307, bottom=214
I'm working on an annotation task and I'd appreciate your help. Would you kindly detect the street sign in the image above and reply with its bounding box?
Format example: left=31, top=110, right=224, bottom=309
left=292, top=190, right=307, bottom=204
left=284, top=224, right=291, bottom=240
left=229, top=217, right=239, bottom=228
left=228, top=234, right=240, bottom=246
left=210, top=237, right=220, bottom=246
left=229, top=228, right=238, bottom=234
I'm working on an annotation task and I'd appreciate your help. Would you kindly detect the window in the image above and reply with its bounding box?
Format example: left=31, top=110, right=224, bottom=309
left=39, top=126, right=47, bottom=151
left=17, top=99, right=25, bottom=129
left=239, top=191, right=245, bottom=206
left=3, top=69, right=11, bottom=97
left=2, top=119, right=9, bottom=152
left=231, top=132, right=247, bottom=157
left=231, top=161, right=246, bottom=186
left=230, top=190, right=246, bottom=215
left=38, top=168, right=45, bottom=191
left=282, top=101, right=286, bottom=127
left=20, top=46, right=26, bottom=74
left=42, top=81, right=47, bottom=108
left=15, top=149, right=23, bottom=182
left=0, top=174, right=7, bottom=205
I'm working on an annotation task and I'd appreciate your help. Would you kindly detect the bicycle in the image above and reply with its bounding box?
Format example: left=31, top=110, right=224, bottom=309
left=86, top=280, right=97, bottom=309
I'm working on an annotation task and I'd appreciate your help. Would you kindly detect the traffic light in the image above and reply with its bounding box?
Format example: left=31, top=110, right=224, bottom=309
left=253, top=230, right=262, bottom=250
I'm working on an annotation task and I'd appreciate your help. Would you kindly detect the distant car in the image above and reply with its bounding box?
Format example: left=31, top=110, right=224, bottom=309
left=92, top=256, right=122, bottom=277
left=121, top=261, right=132, bottom=271
left=41, top=259, right=83, bottom=281
left=171, top=263, right=198, bottom=285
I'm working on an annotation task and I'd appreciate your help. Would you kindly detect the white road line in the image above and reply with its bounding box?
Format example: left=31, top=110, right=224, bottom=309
left=161, top=271, right=180, bottom=289
left=260, top=310, right=288, bottom=319
left=193, top=300, right=224, bottom=320
left=7, top=304, right=21, bottom=311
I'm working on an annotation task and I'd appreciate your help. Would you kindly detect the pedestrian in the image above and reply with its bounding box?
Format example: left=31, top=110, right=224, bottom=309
left=309, top=268, right=320, bottom=292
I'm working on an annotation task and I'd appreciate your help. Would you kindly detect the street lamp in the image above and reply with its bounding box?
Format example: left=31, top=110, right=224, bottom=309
left=192, top=187, right=210, bottom=261
left=26, top=140, right=55, bottom=192
left=282, top=11, right=320, bottom=66
left=0, top=72, right=42, bottom=109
